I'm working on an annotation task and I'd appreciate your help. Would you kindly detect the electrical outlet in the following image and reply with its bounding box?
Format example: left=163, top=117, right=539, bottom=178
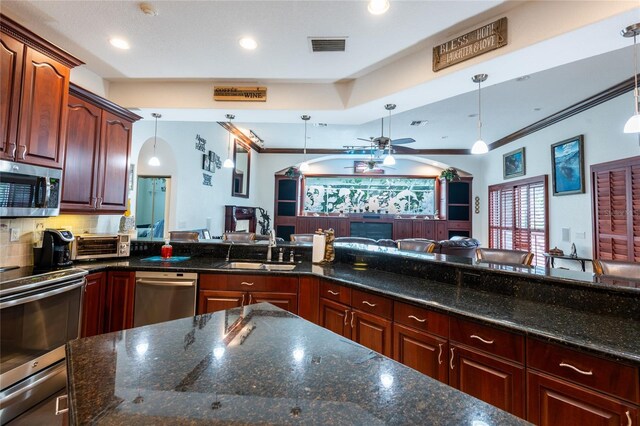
left=10, top=228, right=20, bottom=242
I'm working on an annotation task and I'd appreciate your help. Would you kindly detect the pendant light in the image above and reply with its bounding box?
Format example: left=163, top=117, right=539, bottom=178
left=223, top=114, right=235, bottom=168
left=622, top=23, right=640, bottom=134
left=299, top=115, right=311, bottom=173
left=148, top=113, right=161, bottom=166
left=382, top=103, right=396, bottom=166
left=470, top=74, right=489, bottom=155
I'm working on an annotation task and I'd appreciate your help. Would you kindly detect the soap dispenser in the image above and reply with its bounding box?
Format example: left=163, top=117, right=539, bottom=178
left=161, top=239, right=173, bottom=259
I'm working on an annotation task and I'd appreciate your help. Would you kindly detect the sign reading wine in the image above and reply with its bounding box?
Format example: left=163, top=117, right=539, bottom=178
left=214, top=86, right=267, bottom=102
left=433, top=17, right=508, bottom=72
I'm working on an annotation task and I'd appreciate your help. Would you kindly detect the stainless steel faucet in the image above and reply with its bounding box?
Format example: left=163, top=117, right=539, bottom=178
left=266, top=230, right=276, bottom=262
left=225, top=241, right=234, bottom=262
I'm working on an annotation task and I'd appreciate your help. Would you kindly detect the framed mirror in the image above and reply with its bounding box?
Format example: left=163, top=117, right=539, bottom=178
left=232, top=140, right=250, bottom=198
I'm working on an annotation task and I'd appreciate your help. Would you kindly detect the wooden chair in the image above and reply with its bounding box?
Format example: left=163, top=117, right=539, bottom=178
left=223, top=232, right=256, bottom=242
left=593, top=259, right=640, bottom=280
left=168, top=231, right=199, bottom=242
left=397, top=239, right=436, bottom=253
left=476, top=248, right=534, bottom=266
left=290, top=234, right=315, bottom=243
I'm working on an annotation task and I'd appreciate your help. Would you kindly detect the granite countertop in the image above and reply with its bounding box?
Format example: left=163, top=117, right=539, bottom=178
left=73, top=255, right=640, bottom=365
left=66, top=303, right=528, bottom=425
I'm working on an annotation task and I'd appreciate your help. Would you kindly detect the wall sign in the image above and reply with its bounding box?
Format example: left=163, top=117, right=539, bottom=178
left=433, top=17, right=508, bottom=72
left=214, top=86, right=267, bottom=102
left=195, top=134, right=207, bottom=152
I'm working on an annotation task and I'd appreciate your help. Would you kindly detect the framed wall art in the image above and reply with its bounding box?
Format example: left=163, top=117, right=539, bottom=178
left=551, top=135, right=584, bottom=196
left=503, top=147, right=525, bottom=179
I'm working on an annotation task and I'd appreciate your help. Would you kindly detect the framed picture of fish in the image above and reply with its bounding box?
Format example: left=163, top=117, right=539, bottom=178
left=503, top=147, right=525, bottom=179
left=551, top=135, right=584, bottom=196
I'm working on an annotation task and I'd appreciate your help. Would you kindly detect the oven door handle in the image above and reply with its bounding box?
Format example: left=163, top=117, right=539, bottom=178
left=0, top=280, right=85, bottom=309
left=136, top=279, right=196, bottom=287
left=0, top=362, right=65, bottom=405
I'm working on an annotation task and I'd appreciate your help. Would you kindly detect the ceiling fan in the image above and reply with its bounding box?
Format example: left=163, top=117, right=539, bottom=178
left=344, top=140, right=395, bottom=173
left=355, top=104, right=416, bottom=150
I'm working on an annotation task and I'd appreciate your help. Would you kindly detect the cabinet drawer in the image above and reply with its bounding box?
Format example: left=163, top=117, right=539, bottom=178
left=351, top=289, right=393, bottom=320
left=446, top=221, right=470, bottom=230
left=527, top=339, right=639, bottom=403
left=201, top=274, right=298, bottom=292
left=320, top=281, right=351, bottom=305
left=450, top=317, right=524, bottom=363
left=393, top=301, right=448, bottom=338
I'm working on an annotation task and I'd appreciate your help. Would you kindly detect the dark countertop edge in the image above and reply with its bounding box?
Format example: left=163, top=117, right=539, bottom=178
left=75, top=260, right=640, bottom=366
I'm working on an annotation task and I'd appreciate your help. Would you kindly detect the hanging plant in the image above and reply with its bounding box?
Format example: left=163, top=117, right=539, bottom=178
left=440, top=167, right=460, bottom=182
left=284, top=166, right=301, bottom=179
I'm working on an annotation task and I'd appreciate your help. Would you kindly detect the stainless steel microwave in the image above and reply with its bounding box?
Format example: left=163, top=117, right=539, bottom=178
left=0, top=160, right=62, bottom=217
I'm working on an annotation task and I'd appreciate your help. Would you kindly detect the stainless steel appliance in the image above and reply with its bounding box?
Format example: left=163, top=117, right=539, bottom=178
left=33, top=229, right=74, bottom=270
left=133, top=271, right=197, bottom=327
left=71, top=233, right=130, bottom=260
left=0, top=267, right=87, bottom=424
left=0, top=160, right=62, bottom=217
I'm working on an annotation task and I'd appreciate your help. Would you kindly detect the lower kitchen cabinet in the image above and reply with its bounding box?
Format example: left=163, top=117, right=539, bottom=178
left=351, top=309, right=392, bottom=357
left=198, top=290, right=244, bottom=314
left=298, top=276, right=320, bottom=324
left=319, top=297, right=351, bottom=339
left=393, top=323, right=448, bottom=383
left=249, top=291, right=297, bottom=313
left=105, top=271, right=135, bottom=333
left=81, top=272, right=106, bottom=338
left=449, top=344, right=525, bottom=418
left=527, top=370, right=638, bottom=426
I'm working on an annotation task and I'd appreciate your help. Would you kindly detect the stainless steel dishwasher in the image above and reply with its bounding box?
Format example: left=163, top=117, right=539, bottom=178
left=133, top=271, right=198, bottom=327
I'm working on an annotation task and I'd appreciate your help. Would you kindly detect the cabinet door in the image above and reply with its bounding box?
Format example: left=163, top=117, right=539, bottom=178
left=0, top=34, right=23, bottom=160
left=450, top=344, right=525, bottom=418
left=411, top=221, right=424, bottom=238
left=61, top=95, right=101, bottom=211
left=351, top=309, right=392, bottom=357
left=81, top=272, right=106, bottom=338
left=393, top=220, right=413, bottom=240
left=198, top=290, right=245, bottom=314
left=97, top=111, right=131, bottom=212
left=319, top=298, right=351, bottom=339
left=298, top=276, right=320, bottom=324
left=249, top=291, right=298, bottom=314
left=393, top=323, right=448, bottom=383
left=18, top=47, right=69, bottom=168
left=435, top=221, right=448, bottom=240
left=528, top=371, right=638, bottom=426
left=105, top=271, right=135, bottom=333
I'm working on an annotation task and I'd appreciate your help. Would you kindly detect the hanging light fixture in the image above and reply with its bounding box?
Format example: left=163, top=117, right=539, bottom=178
left=148, top=113, right=161, bottom=166
left=368, top=0, right=390, bottom=15
left=223, top=114, right=235, bottom=168
left=622, top=23, right=640, bottom=134
left=383, top=103, right=396, bottom=166
left=299, top=115, right=311, bottom=173
left=470, top=74, right=489, bottom=154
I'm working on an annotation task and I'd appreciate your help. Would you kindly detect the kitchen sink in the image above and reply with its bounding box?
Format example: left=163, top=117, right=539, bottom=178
left=262, top=264, right=296, bottom=271
left=223, top=262, right=296, bottom=271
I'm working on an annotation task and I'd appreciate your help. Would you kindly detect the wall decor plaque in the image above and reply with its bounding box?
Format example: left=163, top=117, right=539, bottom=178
left=214, top=86, right=267, bottom=102
left=433, top=17, right=507, bottom=72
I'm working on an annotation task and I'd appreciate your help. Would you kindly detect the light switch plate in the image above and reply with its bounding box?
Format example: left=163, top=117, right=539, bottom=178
left=10, top=228, right=20, bottom=242
left=575, top=231, right=586, bottom=239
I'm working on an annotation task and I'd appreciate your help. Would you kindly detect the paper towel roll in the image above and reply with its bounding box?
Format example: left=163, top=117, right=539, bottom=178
left=312, top=234, right=326, bottom=263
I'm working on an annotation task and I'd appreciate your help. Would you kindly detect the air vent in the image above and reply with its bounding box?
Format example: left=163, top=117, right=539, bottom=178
left=309, top=37, right=347, bottom=52
left=410, top=120, right=429, bottom=127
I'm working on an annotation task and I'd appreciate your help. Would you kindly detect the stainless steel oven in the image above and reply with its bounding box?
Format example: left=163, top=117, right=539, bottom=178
left=0, top=160, right=62, bottom=218
left=0, top=268, right=87, bottom=424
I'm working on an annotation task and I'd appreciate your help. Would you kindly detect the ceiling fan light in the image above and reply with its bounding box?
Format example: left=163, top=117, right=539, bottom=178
left=148, top=156, right=160, bottom=167
left=223, top=158, right=234, bottom=168
left=471, top=139, right=488, bottom=155
left=299, top=161, right=310, bottom=173
left=624, top=113, right=640, bottom=133
left=383, top=154, right=396, bottom=166
left=368, top=0, right=389, bottom=15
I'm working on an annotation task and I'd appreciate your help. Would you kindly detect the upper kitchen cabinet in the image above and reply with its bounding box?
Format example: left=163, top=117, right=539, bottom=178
left=0, top=15, right=83, bottom=168
left=61, top=84, right=141, bottom=213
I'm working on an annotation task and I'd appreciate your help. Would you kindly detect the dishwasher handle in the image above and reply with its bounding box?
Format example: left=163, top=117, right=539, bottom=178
left=136, top=279, right=196, bottom=287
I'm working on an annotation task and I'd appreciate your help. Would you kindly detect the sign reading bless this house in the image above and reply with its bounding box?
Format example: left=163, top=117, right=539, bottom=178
left=214, top=86, right=267, bottom=102
left=433, top=17, right=508, bottom=72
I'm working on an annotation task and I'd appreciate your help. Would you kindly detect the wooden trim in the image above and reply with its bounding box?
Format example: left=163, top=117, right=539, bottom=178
left=1, top=14, right=83, bottom=67
left=218, top=122, right=261, bottom=152
left=262, top=147, right=470, bottom=155
left=590, top=155, right=640, bottom=173
left=488, top=174, right=548, bottom=191
left=69, top=84, right=142, bottom=122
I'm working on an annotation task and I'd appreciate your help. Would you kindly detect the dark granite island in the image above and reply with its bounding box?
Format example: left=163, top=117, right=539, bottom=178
left=66, top=303, right=528, bottom=425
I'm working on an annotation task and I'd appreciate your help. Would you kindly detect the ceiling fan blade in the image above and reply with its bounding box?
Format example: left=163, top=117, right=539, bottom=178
left=357, top=138, right=373, bottom=142
left=391, top=137, right=415, bottom=145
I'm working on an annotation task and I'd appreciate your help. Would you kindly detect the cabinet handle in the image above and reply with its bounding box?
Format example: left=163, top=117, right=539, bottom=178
left=350, top=311, right=355, bottom=328
left=327, top=290, right=339, bottom=295
left=450, top=348, right=455, bottom=370
left=241, top=294, right=245, bottom=307
left=248, top=294, right=253, bottom=305
left=344, top=309, right=349, bottom=325
left=55, top=394, right=68, bottom=415
left=362, top=300, right=377, bottom=307
left=408, top=315, right=426, bottom=323
left=626, top=410, right=632, bottom=426
left=241, top=282, right=255, bottom=286
left=470, top=335, right=494, bottom=344
left=438, top=343, right=443, bottom=365
left=20, top=145, right=26, bottom=160
left=559, top=362, right=593, bottom=376
left=9, top=142, right=17, bottom=159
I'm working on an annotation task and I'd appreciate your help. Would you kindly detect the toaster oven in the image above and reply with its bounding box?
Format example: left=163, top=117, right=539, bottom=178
left=71, top=234, right=130, bottom=260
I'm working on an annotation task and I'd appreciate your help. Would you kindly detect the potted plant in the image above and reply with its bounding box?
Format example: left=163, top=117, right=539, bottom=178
left=440, top=167, right=460, bottom=182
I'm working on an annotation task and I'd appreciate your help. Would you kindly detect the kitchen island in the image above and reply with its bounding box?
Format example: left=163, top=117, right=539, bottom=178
left=66, top=302, right=527, bottom=425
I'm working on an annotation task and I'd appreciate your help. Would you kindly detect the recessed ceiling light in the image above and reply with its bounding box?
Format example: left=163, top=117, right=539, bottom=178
left=468, top=113, right=478, bottom=118
left=441, top=136, right=448, bottom=139
left=109, top=37, right=130, bottom=50
left=368, top=0, right=390, bottom=15
left=534, top=107, right=542, bottom=111
left=516, top=75, right=530, bottom=82
left=239, top=37, right=258, bottom=50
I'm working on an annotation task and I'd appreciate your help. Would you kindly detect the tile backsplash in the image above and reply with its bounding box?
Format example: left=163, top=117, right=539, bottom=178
left=0, top=214, right=122, bottom=267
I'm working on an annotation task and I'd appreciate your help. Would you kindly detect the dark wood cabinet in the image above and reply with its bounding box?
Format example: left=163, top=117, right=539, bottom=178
left=327, top=217, right=349, bottom=237
left=393, top=323, right=448, bottom=383
left=450, top=344, right=525, bottom=418
left=81, top=272, right=106, bottom=338
left=319, top=297, right=351, bottom=339
left=435, top=220, right=448, bottom=240
left=351, top=308, right=392, bottom=357
left=527, top=370, right=638, bottom=426
left=274, top=176, right=300, bottom=240
left=61, top=85, right=140, bottom=213
left=249, top=291, right=298, bottom=312
left=105, top=271, right=135, bottom=333
left=198, top=290, right=245, bottom=314
left=298, top=276, right=320, bottom=324
left=393, top=219, right=413, bottom=240
left=0, top=33, right=23, bottom=160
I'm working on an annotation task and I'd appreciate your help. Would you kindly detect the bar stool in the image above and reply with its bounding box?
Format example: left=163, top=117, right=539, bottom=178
left=397, top=239, right=436, bottom=253
left=476, top=248, right=534, bottom=266
left=593, top=259, right=640, bottom=280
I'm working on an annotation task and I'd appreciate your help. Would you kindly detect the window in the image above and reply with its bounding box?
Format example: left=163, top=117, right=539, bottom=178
left=489, top=176, right=548, bottom=266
